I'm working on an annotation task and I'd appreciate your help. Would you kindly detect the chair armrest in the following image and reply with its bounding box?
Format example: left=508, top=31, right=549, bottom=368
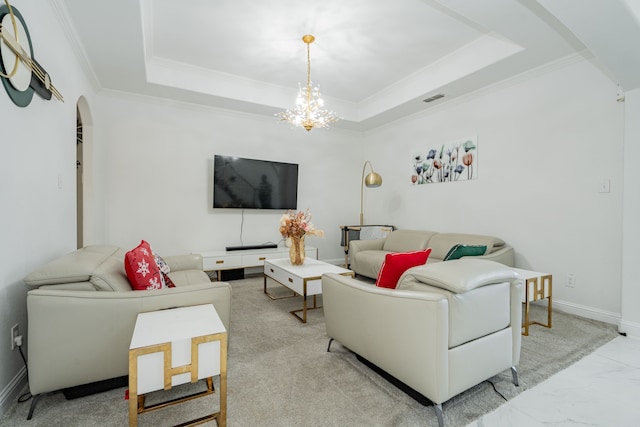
left=164, top=253, right=204, bottom=271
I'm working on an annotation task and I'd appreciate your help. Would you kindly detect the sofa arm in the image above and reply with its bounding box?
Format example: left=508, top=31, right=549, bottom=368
left=164, top=253, right=204, bottom=271
left=349, top=238, right=385, bottom=254
left=26, top=281, right=231, bottom=396
left=476, top=246, right=515, bottom=267
left=322, top=273, right=450, bottom=402
left=349, top=238, right=385, bottom=272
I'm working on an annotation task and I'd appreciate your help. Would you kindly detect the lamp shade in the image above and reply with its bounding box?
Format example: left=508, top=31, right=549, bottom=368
left=364, top=172, right=382, bottom=187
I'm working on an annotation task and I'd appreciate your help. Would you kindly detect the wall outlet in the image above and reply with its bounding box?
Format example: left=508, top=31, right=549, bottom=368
left=598, top=178, right=611, bottom=193
left=567, top=273, right=576, bottom=288
left=10, top=324, right=19, bottom=350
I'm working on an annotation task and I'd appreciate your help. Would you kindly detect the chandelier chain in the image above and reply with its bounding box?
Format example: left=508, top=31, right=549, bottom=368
left=306, top=42, right=311, bottom=111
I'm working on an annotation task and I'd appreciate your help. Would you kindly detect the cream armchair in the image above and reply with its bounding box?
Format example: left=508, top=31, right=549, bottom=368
left=23, top=245, right=231, bottom=419
left=322, top=259, right=522, bottom=427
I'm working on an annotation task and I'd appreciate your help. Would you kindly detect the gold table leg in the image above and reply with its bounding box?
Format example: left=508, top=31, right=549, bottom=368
left=265, top=270, right=352, bottom=324
left=290, top=280, right=323, bottom=323
left=522, top=274, right=553, bottom=336
left=263, top=274, right=296, bottom=300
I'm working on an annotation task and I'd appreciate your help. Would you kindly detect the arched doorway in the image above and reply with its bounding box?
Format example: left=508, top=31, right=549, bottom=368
left=76, top=97, right=93, bottom=248
left=76, top=105, right=83, bottom=248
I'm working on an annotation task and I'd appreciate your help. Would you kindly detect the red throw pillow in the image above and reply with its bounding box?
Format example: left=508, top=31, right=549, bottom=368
left=375, top=249, right=432, bottom=289
left=124, top=240, right=165, bottom=290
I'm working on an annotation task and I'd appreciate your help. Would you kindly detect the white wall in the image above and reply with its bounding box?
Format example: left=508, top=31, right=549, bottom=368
left=0, top=0, right=97, bottom=414
left=364, top=58, right=625, bottom=320
left=92, top=92, right=362, bottom=262
left=621, top=88, right=640, bottom=336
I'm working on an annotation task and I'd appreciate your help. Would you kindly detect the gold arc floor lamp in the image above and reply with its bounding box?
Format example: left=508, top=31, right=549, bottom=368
left=360, top=161, right=383, bottom=225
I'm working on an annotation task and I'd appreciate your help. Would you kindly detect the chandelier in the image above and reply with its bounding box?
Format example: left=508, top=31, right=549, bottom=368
left=276, top=35, right=340, bottom=131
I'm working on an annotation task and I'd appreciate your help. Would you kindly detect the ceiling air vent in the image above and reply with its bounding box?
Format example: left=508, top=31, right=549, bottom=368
left=423, top=94, right=444, bottom=103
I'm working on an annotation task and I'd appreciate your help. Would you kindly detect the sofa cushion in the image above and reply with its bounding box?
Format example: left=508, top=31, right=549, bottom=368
left=397, top=258, right=517, bottom=294
left=24, top=245, right=122, bottom=288
left=376, top=249, right=432, bottom=289
left=124, top=241, right=167, bottom=290
left=428, top=233, right=505, bottom=261
left=167, top=269, right=211, bottom=286
left=381, top=230, right=436, bottom=253
left=443, top=244, right=487, bottom=261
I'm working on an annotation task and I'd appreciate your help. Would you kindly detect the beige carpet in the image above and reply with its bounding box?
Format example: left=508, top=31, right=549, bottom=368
left=1, top=275, right=619, bottom=426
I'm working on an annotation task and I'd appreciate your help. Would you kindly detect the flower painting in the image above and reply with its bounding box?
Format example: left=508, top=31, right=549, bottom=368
left=411, top=136, right=478, bottom=185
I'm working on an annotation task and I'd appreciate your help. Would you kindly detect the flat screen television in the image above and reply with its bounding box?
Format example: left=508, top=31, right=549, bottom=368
left=213, top=155, right=298, bottom=210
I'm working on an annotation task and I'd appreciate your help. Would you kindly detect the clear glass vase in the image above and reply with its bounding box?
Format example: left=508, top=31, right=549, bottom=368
left=289, top=236, right=306, bottom=265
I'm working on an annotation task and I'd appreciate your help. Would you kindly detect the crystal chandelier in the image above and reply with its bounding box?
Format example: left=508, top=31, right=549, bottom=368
left=276, top=35, right=340, bottom=131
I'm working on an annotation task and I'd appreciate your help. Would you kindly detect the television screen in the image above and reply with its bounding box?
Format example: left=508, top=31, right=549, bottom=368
left=213, top=155, right=298, bottom=210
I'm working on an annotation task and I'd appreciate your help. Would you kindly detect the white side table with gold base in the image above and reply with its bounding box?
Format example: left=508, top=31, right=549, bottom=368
left=128, top=304, right=227, bottom=427
left=513, top=268, right=552, bottom=336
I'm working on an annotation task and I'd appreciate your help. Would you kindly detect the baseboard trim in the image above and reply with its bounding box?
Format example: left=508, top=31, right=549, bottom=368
left=551, top=299, right=621, bottom=326
left=618, top=319, right=640, bottom=338
left=0, top=366, right=27, bottom=418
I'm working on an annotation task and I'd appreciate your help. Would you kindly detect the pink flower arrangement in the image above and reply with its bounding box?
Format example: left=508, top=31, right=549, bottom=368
left=279, top=209, right=325, bottom=239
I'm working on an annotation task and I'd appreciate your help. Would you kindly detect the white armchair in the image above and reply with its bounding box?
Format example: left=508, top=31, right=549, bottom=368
left=322, top=259, right=522, bottom=427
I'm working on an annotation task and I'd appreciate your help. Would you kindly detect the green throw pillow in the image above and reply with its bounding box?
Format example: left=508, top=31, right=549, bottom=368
left=443, top=244, right=487, bottom=261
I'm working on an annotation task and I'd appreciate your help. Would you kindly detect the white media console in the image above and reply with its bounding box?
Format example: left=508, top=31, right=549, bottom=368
left=198, top=246, right=318, bottom=280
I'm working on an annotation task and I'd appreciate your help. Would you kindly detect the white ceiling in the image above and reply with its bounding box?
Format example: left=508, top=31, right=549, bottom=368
left=55, top=0, right=640, bottom=131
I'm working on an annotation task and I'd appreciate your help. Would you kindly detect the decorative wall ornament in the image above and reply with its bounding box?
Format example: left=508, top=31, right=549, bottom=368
left=411, top=136, right=477, bottom=185
left=0, top=0, right=63, bottom=107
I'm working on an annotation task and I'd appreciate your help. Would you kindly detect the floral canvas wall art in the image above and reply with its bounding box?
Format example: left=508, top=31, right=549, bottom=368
left=411, top=136, right=477, bottom=185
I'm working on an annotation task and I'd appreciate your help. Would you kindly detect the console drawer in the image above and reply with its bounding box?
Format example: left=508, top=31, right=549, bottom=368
left=202, top=254, right=242, bottom=270
left=242, top=251, right=288, bottom=267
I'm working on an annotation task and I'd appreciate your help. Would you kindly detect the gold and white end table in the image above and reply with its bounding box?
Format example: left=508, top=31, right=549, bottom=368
left=128, top=304, right=227, bottom=427
left=513, top=268, right=552, bottom=336
left=264, top=258, right=354, bottom=323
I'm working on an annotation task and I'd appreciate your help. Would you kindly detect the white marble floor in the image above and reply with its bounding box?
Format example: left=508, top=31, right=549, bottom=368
left=467, top=335, right=640, bottom=427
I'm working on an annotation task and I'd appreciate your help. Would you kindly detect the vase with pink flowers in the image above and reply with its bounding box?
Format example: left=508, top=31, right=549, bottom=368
left=279, top=209, right=324, bottom=265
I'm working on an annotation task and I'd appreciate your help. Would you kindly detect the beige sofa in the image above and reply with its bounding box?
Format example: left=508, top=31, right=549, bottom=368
left=23, top=245, right=231, bottom=419
left=349, top=229, right=514, bottom=279
left=323, top=259, right=522, bottom=427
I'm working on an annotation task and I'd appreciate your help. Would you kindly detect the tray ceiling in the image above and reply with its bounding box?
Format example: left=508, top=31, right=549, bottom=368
left=55, top=0, right=640, bottom=131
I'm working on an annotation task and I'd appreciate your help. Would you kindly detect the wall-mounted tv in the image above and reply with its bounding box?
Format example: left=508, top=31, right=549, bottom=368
left=213, top=155, right=299, bottom=210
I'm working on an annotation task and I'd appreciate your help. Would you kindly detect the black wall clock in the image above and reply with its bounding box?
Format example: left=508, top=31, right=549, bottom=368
left=0, top=1, right=63, bottom=107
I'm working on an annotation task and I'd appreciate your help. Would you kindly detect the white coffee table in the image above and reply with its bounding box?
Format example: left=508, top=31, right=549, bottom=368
left=263, top=258, right=354, bottom=323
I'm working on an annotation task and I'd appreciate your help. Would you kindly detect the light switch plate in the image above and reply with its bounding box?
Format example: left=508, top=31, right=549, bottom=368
left=598, top=179, right=610, bottom=193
